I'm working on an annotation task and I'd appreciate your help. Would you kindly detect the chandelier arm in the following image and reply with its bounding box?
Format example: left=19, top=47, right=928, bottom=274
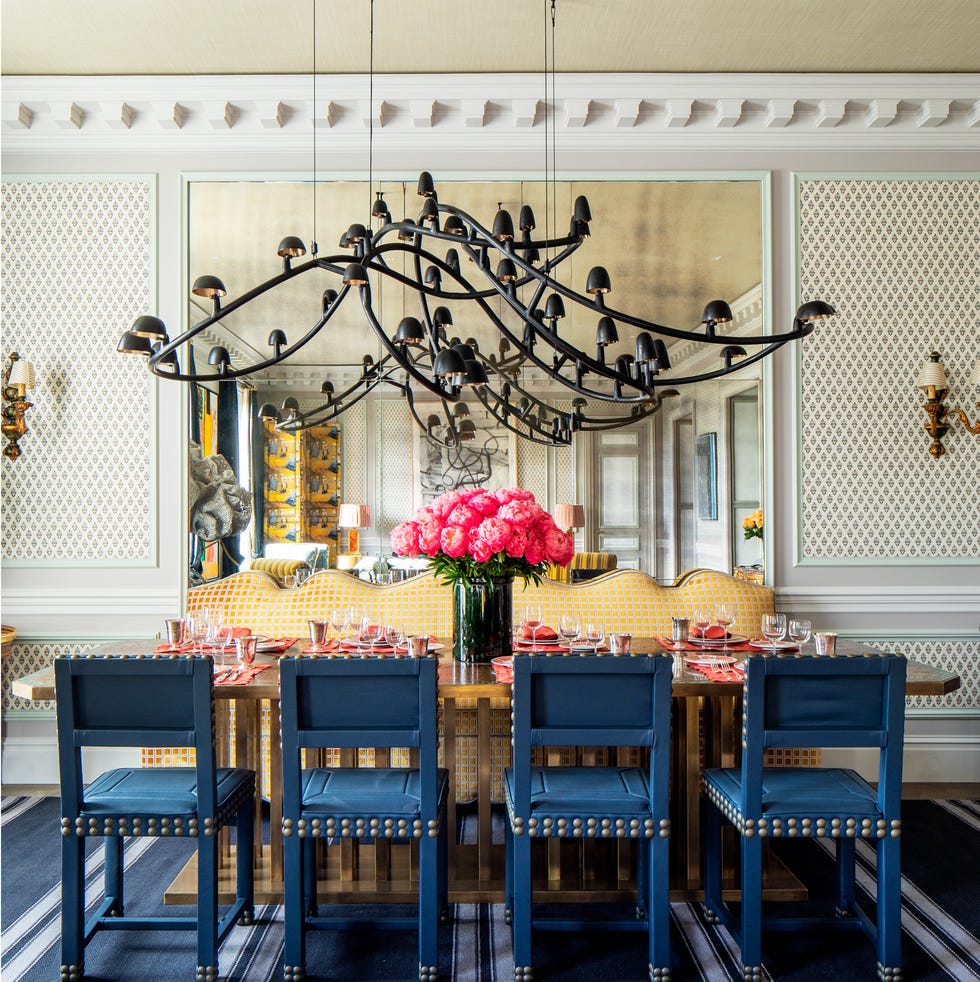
left=572, top=402, right=665, bottom=432
left=653, top=336, right=795, bottom=388
left=148, top=264, right=354, bottom=382
left=471, top=386, right=571, bottom=447
left=355, top=281, right=461, bottom=402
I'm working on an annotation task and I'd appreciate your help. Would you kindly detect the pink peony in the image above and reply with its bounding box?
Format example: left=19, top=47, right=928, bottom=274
left=544, top=527, right=575, bottom=566
left=498, top=500, right=535, bottom=527
left=447, top=503, right=482, bottom=530
left=417, top=517, right=443, bottom=556
left=390, top=520, right=420, bottom=557
left=440, top=525, right=469, bottom=558
left=524, top=529, right=545, bottom=566
left=470, top=491, right=500, bottom=517
left=468, top=536, right=494, bottom=563
left=431, top=490, right=463, bottom=521
left=475, top=516, right=512, bottom=554
left=504, top=526, right=529, bottom=558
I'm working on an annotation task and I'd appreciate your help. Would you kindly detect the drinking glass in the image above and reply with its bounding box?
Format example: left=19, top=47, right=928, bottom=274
left=308, top=619, right=328, bottom=653
left=788, top=618, right=812, bottom=647
left=384, top=623, right=405, bottom=652
left=558, top=614, right=581, bottom=647
left=186, top=610, right=210, bottom=658
left=523, top=604, right=543, bottom=651
left=761, top=613, right=787, bottom=652
left=693, top=608, right=713, bottom=640
left=210, top=620, right=234, bottom=667
left=715, top=603, right=736, bottom=653
left=330, top=607, right=350, bottom=644
left=584, top=621, right=604, bottom=653
left=360, top=615, right=383, bottom=655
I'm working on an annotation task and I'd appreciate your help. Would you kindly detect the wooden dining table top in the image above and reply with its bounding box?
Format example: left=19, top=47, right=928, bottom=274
left=10, top=637, right=961, bottom=703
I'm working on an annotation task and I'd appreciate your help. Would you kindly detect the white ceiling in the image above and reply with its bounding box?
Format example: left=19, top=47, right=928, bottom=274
left=3, top=0, right=979, bottom=76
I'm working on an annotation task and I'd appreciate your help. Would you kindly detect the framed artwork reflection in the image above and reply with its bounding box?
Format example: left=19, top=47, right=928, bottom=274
left=696, top=432, right=718, bottom=520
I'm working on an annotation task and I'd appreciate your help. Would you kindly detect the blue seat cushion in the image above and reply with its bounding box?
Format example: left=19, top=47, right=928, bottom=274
left=504, top=766, right=652, bottom=816
left=78, top=766, right=254, bottom=817
left=703, top=766, right=881, bottom=819
left=299, top=767, right=449, bottom=818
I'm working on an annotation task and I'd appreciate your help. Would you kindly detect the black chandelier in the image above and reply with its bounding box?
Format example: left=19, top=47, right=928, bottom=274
left=117, top=3, right=835, bottom=447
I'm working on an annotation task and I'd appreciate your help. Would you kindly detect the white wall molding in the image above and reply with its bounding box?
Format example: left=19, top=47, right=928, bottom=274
left=4, top=74, right=979, bottom=153
left=777, top=585, right=980, bottom=615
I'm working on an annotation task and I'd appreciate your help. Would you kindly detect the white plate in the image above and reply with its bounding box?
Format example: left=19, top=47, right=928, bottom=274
left=688, top=633, right=746, bottom=647
left=747, top=638, right=799, bottom=651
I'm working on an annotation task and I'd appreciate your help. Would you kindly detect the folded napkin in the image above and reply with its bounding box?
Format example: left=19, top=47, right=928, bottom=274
left=519, top=624, right=559, bottom=642
left=688, top=662, right=744, bottom=683
left=213, top=664, right=272, bottom=686
left=493, top=664, right=514, bottom=683
left=690, top=625, right=729, bottom=640
left=301, top=639, right=340, bottom=654
left=154, top=641, right=193, bottom=653
left=513, top=642, right=569, bottom=652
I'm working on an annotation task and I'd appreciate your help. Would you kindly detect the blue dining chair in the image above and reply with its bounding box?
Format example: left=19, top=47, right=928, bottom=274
left=279, top=652, right=449, bottom=982
left=504, top=650, right=674, bottom=981
left=701, top=651, right=907, bottom=980
left=55, top=652, right=256, bottom=982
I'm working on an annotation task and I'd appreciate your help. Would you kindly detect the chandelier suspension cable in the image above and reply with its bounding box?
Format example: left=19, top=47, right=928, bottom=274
left=311, top=0, right=318, bottom=255
left=368, top=0, right=375, bottom=226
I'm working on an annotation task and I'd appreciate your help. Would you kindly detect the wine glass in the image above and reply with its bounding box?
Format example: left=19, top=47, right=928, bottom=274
left=210, top=621, right=234, bottom=667
left=330, top=607, right=350, bottom=645
left=584, top=621, right=604, bottom=654
left=186, top=610, right=210, bottom=658
left=693, top=608, right=713, bottom=641
left=523, top=604, right=543, bottom=651
left=360, top=615, right=383, bottom=655
left=715, top=603, right=736, bottom=654
left=761, top=613, right=787, bottom=652
left=558, top=614, right=581, bottom=648
left=384, top=622, right=405, bottom=653
left=788, top=619, right=812, bottom=647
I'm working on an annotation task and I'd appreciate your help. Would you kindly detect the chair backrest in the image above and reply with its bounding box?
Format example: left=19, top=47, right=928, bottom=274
left=54, top=654, right=217, bottom=817
left=509, top=652, right=673, bottom=816
left=740, top=652, right=907, bottom=818
left=278, top=654, right=440, bottom=818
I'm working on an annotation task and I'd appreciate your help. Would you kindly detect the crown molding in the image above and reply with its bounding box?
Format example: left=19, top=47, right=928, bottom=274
left=3, top=73, right=979, bottom=154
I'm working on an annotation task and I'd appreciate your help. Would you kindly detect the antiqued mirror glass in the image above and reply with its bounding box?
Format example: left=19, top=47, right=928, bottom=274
left=186, top=176, right=765, bottom=585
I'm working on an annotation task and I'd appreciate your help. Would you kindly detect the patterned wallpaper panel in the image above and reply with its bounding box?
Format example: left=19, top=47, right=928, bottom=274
left=376, top=400, right=413, bottom=535
left=798, top=179, right=980, bottom=560
left=1, top=180, right=154, bottom=563
left=2, top=640, right=98, bottom=712
left=864, top=638, right=980, bottom=712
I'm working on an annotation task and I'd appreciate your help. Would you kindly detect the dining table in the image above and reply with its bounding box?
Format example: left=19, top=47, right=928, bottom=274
left=12, top=636, right=960, bottom=906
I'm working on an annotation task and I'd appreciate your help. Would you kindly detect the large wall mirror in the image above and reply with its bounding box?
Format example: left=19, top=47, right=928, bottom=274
left=186, top=175, right=765, bottom=585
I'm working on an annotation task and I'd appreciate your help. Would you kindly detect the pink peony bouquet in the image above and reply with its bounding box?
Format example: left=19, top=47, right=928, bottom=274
left=390, top=487, right=575, bottom=585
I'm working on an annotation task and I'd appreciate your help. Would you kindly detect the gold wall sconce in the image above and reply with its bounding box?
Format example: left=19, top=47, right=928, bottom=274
left=916, top=352, right=980, bottom=458
left=2, top=353, right=36, bottom=461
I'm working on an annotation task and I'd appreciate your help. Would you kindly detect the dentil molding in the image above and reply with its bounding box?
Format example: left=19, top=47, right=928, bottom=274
left=3, top=73, right=979, bottom=153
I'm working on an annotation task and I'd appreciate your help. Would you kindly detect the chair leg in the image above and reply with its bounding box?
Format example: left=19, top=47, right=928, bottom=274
left=877, top=835, right=902, bottom=977
left=504, top=822, right=513, bottom=925
left=197, top=832, right=219, bottom=981
left=437, top=811, right=449, bottom=924
left=648, top=833, right=671, bottom=979
left=512, top=829, right=533, bottom=981
left=418, top=831, right=439, bottom=980
left=739, top=834, right=763, bottom=979
left=104, top=835, right=124, bottom=916
left=303, top=837, right=317, bottom=917
left=283, top=829, right=306, bottom=980
left=835, top=836, right=856, bottom=917
left=237, top=796, right=255, bottom=925
left=61, top=830, right=86, bottom=982
left=702, top=800, right=722, bottom=923
left=636, top=837, right=649, bottom=919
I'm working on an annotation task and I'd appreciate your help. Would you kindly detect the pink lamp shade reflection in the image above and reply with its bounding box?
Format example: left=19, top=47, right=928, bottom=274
left=337, top=503, right=371, bottom=554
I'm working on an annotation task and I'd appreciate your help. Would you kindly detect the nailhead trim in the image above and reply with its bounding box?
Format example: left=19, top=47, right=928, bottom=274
left=284, top=815, right=433, bottom=839
left=649, top=966, right=671, bottom=981
left=283, top=965, right=305, bottom=981
left=742, top=966, right=763, bottom=980
left=514, top=967, right=534, bottom=980
left=513, top=650, right=670, bottom=660
left=294, top=650, right=438, bottom=661
left=419, top=963, right=439, bottom=980
left=877, top=963, right=903, bottom=981
left=701, top=778, right=898, bottom=838
left=196, top=966, right=217, bottom=982
left=60, top=964, right=83, bottom=981
left=506, top=799, right=663, bottom=839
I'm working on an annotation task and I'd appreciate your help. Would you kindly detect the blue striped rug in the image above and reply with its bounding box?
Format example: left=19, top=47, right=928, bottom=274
left=2, top=796, right=977, bottom=980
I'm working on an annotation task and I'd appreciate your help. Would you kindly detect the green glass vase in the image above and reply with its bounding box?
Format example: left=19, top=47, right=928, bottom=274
left=452, top=576, right=513, bottom=663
